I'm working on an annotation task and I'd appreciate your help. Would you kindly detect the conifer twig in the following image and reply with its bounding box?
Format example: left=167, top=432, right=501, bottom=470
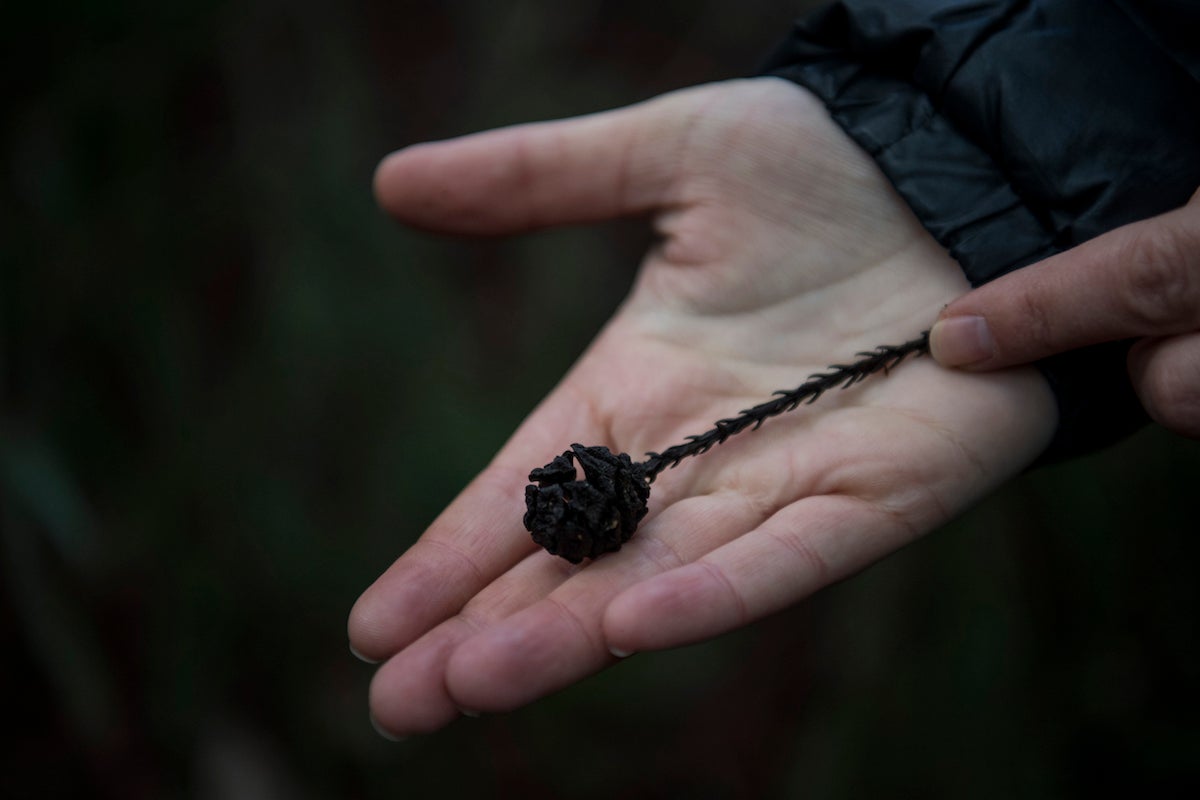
left=639, top=331, right=930, bottom=480
left=523, top=331, right=930, bottom=563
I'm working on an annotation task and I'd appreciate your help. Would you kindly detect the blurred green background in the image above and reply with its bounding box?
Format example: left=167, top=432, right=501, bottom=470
left=3, top=1, right=1198, bottom=797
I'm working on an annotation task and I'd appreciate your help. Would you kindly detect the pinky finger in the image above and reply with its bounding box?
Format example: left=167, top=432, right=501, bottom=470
left=601, top=494, right=914, bottom=655
left=1128, top=331, right=1200, bottom=439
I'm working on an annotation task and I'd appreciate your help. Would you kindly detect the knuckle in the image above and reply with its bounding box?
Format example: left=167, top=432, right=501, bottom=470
left=1119, top=224, right=1200, bottom=331
left=1135, top=352, right=1200, bottom=438
left=1145, top=390, right=1200, bottom=438
left=1011, top=280, right=1057, bottom=356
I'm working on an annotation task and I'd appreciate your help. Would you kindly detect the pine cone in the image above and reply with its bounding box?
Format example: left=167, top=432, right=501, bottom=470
left=523, top=444, right=650, bottom=563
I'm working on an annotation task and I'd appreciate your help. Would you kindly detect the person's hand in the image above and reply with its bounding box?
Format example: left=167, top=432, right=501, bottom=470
left=349, top=78, right=1057, bottom=737
left=930, top=189, right=1200, bottom=438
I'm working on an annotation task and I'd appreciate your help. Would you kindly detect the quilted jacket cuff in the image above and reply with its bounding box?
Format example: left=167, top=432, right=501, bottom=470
left=760, top=0, right=1200, bottom=462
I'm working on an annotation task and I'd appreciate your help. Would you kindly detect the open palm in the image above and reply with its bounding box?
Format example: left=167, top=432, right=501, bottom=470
left=350, top=78, right=1057, bottom=736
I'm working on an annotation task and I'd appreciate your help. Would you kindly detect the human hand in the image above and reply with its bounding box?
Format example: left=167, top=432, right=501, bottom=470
left=349, top=78, right=1057, bottom=737
left=930, top=189, right=1200, bottom=438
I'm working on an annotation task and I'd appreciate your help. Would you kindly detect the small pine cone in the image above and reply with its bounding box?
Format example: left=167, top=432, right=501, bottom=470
left=523, top=444, right=650, bottom=563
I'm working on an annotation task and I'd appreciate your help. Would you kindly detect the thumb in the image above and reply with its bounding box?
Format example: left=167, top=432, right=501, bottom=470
left=372, top=89, right=701, bottom=236
left=929, top=188, right=1200, bottom=370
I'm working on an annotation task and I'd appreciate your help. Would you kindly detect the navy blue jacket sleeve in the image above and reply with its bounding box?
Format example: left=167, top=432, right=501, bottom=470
left=761, top=0, right=1200, bottom=461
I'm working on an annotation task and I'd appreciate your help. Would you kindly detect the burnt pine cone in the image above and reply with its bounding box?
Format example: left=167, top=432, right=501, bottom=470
left=523, top=444, right=650, bottom=564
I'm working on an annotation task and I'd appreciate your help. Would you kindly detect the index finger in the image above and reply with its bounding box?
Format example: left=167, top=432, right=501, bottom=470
left=930, top=190, right=1200, bottom=370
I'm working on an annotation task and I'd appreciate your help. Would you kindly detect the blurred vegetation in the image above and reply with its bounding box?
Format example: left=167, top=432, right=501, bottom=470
left=2, top=1, right=1198, bottom=798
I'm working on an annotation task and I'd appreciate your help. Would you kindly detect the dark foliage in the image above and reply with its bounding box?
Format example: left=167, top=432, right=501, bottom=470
left=3, top=1, right=1197, bottom=798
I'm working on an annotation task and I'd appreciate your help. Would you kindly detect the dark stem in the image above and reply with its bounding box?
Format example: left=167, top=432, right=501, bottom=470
left=637, top=331, right=930, bottom=481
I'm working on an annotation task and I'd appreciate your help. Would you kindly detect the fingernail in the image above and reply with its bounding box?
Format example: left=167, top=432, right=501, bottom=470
left=609, top=646, right=634, bottom=659
left=370, top=713, right=406, bottom=742
left=930, top=315, right=994, bottom=367
left=458, top=707, right=480, bottom=719
left=349, top=643, right=381, bottom=664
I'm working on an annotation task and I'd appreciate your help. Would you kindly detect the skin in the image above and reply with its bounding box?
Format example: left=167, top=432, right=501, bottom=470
left=349, top=78, right=1057, bottom=737
left=931, top=188, right=1200, bottom=439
